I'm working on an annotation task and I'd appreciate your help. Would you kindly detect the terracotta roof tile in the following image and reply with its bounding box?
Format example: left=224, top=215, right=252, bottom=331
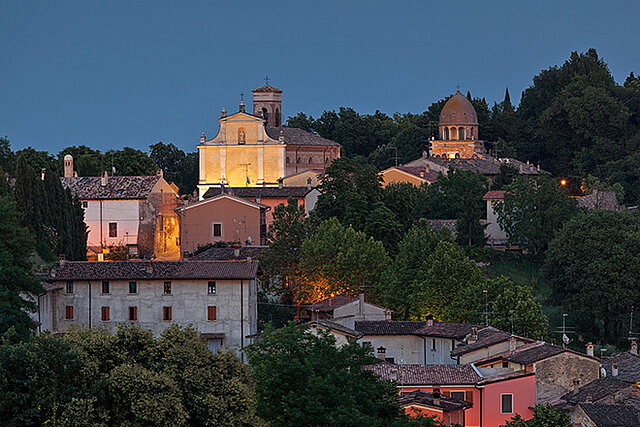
left=578, top=403, right=640, bottom=426
left=451, top=327, right=534, bottom=357
left=48, top=260, right=259, bottom=281
left=202, top=186, right=313, bottom=200
left=483, top=190, right=506, bottom=200
left=307, top=320, right=362, bottom=338
left=414, top=322, right=481, bottom=340
left=310, top=295, right=358, bottom=312
left=191, top=246, right=267, bottom=261
left=602, top=352, right=640, bottom=383
left=577, top=190, right=624, bottom=211
left=252, top=84, right=282, bottom=93
left=366, top=364, right=482, bottom=385
left=562, top=377, right=632, bottom=403
left=266, top=127, right=340, bottom=146
left=60, top=176, right=162, bottom=200
left=399, top=390, right=472, bottom=411
left=355, top=321, right=431, bottom=335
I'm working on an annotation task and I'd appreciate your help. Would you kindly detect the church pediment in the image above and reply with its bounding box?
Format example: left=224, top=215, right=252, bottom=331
left=219, top=111, right=266, bottom=123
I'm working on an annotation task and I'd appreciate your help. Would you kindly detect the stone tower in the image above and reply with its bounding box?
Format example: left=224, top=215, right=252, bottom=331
left=252, top=84, right=283, bottom=127
left=64, top=154, right=74, bottom=177
left=431, top=90, right=483, bottom=159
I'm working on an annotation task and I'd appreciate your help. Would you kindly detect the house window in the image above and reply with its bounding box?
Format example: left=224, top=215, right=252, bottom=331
left=385, top=357, right=395, bottom=363
left=66, top=281, right=74, bottom=294
left=129, top=306, right=137, bottom=321
left=101, top=306, right=110, bottom=321
left=164, top=281, right=172, bottom=295
left=501, top=394, right=513, bottom=414
left=65, top=305, right=74, bottom=320
left=163, top=306, right=172, bottom=321
left=208, top=281, right=216, bottom=295
left=208, top=306, right=217, bottom=321
left=432, top=339, right=437, bottom=351
left=362, top=341, right=372, bottom=348
left=82, top=201, right=88, bottom=208
left=212, top=223, right=222, bottom=238
left=108, top=222, right=117, bottom=237
left=101, top=281, right=109, bottom=294
left=502, top=362, right=509, bottom=368
left=451, top=339, right=455, bottom=351
left=129, top=281, right=137, bottom=294
left=450, top=391, right=465, bottom=401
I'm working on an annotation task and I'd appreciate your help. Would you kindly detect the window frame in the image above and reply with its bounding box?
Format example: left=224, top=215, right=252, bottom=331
left=450, top=391, right=465, bottom=401
left=66, top=281, right=74, bottom=294
left=129, top=306, right=138, bottom=321
left=108, top=222, right=118, bottom=238
left=101, top=281, right=110, bottom=294
left=500, top=393, right=513, bottom=414
left=212, top=222, right=222, bottom=238
left=82, top=201, right=88, bottom=208
left=207, top=281, right=216, bottom=295
left=207, top=305, right=217, bottom=321
left=163, top=306, right=172, bottom=321
left=163, top=281, right=172, bottom=295
left=129, top=281, right=137, bottom=294
left=65, top=305, right=74, bottom=320
left=101, top=306, right=110, bottom=321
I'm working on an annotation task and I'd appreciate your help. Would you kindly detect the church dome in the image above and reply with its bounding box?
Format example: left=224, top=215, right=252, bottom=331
left=439, top=91, right=478, bottom=126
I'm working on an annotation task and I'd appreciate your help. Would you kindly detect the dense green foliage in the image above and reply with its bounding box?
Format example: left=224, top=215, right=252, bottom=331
left=246, top=323, right=441, bottom=427
left=546, top=210, right=640, bottom=344
left=149, top=141, right=198, bottom=195
left=0, top=325, right=261, bottom=426
left=505, top=404, right=571, bottom=427
left=0, top=197, right=43, bottom=342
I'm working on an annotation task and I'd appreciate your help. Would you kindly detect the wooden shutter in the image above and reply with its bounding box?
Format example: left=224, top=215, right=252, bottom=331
left=101, top=306, right=109, bottom=321
left=130, top=306, right=137, bottom=321
left=208, top=306, right=217, bottom=321
left=65, top=305, right=74, bottom=319
left=164, top=306, right=172, bottom=321
left=465, top=391, right=473, bottom=403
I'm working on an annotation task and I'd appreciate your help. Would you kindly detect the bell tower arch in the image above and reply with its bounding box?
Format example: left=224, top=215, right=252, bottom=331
left=252, top=78, right=283, bottom=127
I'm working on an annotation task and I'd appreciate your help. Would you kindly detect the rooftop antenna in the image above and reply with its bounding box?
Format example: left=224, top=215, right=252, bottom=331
left=390, top=146, right=401, bottom=167
left=483, top=289, right=489, bottom=326
left=456, top=84, right=461, bottom=92
left=264, top=75, right=270, bottom=85
left=630, top=305, right=635, bottom=339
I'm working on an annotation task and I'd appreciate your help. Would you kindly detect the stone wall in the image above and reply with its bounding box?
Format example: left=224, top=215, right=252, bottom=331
left=535, top=352, right=600, bottom=402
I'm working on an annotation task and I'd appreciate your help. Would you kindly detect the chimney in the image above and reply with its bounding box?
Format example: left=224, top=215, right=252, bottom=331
left=307, top=177, right=312, bottom=190
left=377, top=346, right=386, bottom=361
left=420, top=171, right=425, bottom=178
left=612, top=363, right=619, bottom=377
left=101, top=171, right=108, bottom=186
left=468, top=327, right=478, bottom=344
left=234, top=247, right=240, bottom=257
left=631, top=338, right=638, bottom=356
left=221, top=108, right=227, bottom=118
left=433, top=388, right=441, bottom=406
left=509, top=336, right=517, bottom=352
left=426, top=313, right=434, bottom=327
left=200, top=132, right=206, bottom=143
left=586, top=342, right=594, bottom=357
left=157, top=169, right=163, bottom=178
left=278, top=178, right=283, bottom=189
left=586, top=395, right=592, bottom=403
left=73, top=171, right=78, bottom=177
left=279, top=130, right=285, bottom=143
left=64, top=154, right=74, bottom=178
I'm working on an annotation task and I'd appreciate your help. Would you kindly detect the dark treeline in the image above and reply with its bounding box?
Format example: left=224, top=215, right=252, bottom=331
left=287, top=49, right=640, bottom=205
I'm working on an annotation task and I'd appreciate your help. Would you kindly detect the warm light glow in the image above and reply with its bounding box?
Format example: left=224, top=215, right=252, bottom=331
left=560, top=179, right=567, bottom=186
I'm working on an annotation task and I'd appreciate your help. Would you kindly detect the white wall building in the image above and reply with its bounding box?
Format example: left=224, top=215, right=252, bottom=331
left=41, top=260, right=258, bottom=358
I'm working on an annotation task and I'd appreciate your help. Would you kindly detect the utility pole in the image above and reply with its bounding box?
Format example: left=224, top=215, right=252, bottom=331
left=483, top=289, right=488, bottom=326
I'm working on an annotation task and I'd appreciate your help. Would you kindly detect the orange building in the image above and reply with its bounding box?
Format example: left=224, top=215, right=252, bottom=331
left=381, top=165, right=439, bottom=187
left=400, top=390, right=471, bottom=426
left=176, top=194, right=268, bottom=255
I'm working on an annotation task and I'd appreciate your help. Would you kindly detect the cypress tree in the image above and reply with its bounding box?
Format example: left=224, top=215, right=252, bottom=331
left=503, top=87, right=514, bottom=113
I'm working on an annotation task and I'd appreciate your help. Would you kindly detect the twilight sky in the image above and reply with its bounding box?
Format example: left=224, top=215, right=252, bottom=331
left=1, top=1, right=639, bottom=154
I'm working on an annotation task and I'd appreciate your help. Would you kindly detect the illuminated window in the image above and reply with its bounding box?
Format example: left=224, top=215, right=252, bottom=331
left=208, top=281, right=216, bottom=295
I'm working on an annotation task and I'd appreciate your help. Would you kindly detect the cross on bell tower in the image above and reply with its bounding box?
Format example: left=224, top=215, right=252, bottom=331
left=252, top=80, right=283, bottom=127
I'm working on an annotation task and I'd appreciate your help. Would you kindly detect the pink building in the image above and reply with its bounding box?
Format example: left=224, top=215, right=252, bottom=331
left=367, top=364, right=535, bottom=427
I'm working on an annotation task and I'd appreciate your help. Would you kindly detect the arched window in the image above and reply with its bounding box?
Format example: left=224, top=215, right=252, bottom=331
left=455, top=153, right=461, bottom=159
left=261, top=108, right=269, bottom=122
left=470, top=127, right=475, bottom=139
left=238, top=128, right=246, bottom=144
left=445, top=127, right=450, bottom=140
left=451, top=127, right=458, bottom=140
left=458, top=127, right=464, bottom=140
left=275, top=108, right=281, bottom=127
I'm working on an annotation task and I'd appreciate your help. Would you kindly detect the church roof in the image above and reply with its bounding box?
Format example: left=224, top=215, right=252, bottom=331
left=252, top=84, right=283, bottom=93
left=266, top=127, right=340, bottom=146
left=439, top=91, right=478, bottom=126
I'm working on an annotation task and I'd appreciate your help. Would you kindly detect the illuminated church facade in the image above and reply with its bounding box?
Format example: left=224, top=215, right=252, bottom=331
left=197, top=84, right=340, bottom=199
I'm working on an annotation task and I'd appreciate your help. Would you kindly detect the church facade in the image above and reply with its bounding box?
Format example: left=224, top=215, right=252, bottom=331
left=197, top=84, right=340, bottom=199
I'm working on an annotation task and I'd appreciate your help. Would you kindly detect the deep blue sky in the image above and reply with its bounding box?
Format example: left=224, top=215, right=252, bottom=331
left=1, top=1, right=639, bottom=155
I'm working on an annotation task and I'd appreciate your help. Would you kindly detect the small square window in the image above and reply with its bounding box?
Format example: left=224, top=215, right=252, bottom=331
left=212, top=223, right=222, bottom=237
left=502, top=361, right=509, bottom=368
left=66, top=281, right=74, bottom=294
left=450, top=391, right=465, bottom=401
left=108, top=222, right=117, bottom=238
left=208, top=281, right=216, bottom=295
left=129, top=306, right=137, bottom=321
left=101, top=306, right=110, bottom=321
left=164, top=281, right=172, bottom=295
left=101, top=281, right=109, bottom=294
left=82, top=201, right=88, bottom=208
left=163, top=306, right=172, bottom=321
left=207, top=306, right=217, bottom=321
left=65, top=305, right=74, bottom=320
left=362, top=341, right=372, bottom=348
left=501, top=394, right=513, bottom=414
left=129, top=281, right=137, bottom=294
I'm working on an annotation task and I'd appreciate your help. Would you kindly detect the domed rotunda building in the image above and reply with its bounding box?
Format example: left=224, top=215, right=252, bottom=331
left=431, top=90, right=485, bottom=159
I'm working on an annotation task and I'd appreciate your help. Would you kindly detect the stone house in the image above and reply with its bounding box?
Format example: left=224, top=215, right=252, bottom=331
left=61, top=163, right=180, bottom=260
left=176, top=193, right=269, bottom=254
left=307, top=319, right=362, bottom=347
left=381, top=165, right=439, bottom=187
left=354, top=316, right=480, bottom=365
left=300, top=294, right=392, bottom=330
left=472, top=341, right=600, bottom=402
left=451, top=326, right=534, bottom=364
left=367, top=363, right=536, bottom=427
left=41, top=260, right=258, bottom=357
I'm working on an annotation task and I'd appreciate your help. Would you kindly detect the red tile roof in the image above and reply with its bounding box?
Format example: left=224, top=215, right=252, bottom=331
left=60, top=176, right=162, bottom=200
left=399, top=390, right=472, bottom=412
left=48, top=260, right=259, bottom=281
left=309, top=295, right=358, bottom=312
left=366, top=364, right=482, bottom=385
left=483, top=190, right=506, bottom=200
left=266, top=127, right=340, bottom=146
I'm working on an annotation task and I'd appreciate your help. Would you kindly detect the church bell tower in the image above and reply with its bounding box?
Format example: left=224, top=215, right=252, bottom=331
left=252, top=78, right=283, bottom=127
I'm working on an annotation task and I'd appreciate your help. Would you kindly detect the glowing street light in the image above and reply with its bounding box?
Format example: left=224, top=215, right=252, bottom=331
left=560, top=179, right=567, bottom=186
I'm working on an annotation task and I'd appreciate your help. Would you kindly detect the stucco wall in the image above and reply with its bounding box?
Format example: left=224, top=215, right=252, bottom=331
left=49, top=278, right=257, bottom=355
left=381, top=169, right=426, bottom=187
left=333, top=301, right=388, bottom=330
left=357, top=335, right=460, bottom=365
left=483, top=375, right=535, bottom=427
left=84, top=199, right=141, bottom=249
left=485, top=200, right=507, bottom=244
left=458, top=340, right=529, bottom=364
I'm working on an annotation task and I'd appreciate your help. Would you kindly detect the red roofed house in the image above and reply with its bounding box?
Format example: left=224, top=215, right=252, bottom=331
left=367, top=363, right=535, bottom=427
left=300, top=294, right=392, bottom=330
left=381, top=165, right=439, bottom=187
left=61, top=161, right=180, bottom=261
left=400, top=390, right=471, bottom=425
